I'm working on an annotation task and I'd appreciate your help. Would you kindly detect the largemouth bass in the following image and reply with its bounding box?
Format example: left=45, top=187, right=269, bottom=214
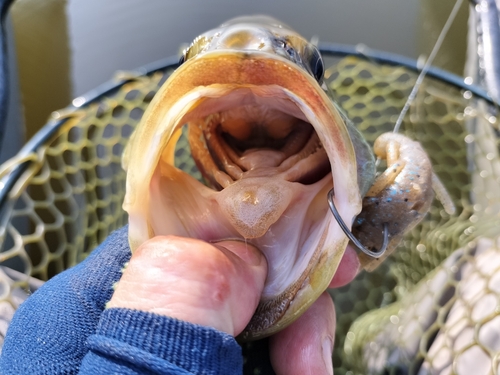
left=122, top=15, right=452, bottom=341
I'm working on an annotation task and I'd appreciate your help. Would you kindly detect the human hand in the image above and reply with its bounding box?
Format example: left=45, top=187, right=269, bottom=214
left=107, top=236, right=267, bottom=336
left=108, top=236, right=360, bottom=375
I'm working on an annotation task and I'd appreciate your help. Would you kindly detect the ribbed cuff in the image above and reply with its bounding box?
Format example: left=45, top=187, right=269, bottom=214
left=91, top=308, right=242, bottom=374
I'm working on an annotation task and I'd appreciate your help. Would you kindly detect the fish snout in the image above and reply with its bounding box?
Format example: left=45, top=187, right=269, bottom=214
left=215, top=25, right=276, bottom=53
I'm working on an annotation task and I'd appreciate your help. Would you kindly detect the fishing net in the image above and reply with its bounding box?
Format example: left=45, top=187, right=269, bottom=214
left=0, top=53, right=499, bottom=375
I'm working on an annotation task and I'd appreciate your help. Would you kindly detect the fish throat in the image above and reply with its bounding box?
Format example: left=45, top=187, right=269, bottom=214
left=188, top=93, right=331, bottom=189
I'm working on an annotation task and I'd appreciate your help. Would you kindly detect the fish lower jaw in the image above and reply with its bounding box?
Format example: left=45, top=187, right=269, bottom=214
left=149, top=162, right=332, bottom=299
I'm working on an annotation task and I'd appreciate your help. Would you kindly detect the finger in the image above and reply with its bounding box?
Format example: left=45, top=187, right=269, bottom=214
left=269, top=292, right=335, bottom=375
left=108, top=236, right=267, bottom=336
left=329, top=244, right=360, bottom=288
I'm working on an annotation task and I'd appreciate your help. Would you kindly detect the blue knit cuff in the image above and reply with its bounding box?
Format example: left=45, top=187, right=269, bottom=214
left=91, top=308, right=242, bottom=374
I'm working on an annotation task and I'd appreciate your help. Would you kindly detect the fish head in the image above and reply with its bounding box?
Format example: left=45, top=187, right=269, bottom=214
left=123, top=16, right=363, bottom=340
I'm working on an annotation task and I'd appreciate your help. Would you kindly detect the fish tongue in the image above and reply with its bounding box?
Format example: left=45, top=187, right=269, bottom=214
left=238, top=149, right=286, bottom=170
left=215, top=177, right=294, bottom=238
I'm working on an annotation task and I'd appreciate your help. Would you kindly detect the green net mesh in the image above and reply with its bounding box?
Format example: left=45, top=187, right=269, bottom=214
left=1, top=55, right=499, bottom=375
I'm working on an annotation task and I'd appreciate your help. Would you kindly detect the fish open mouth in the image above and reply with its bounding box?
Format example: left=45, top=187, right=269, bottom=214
left=123, top=51, right=361, bottom=339
left=151, top=86, right=333, bottom=295
left=187, top=89, right=331, bottom=189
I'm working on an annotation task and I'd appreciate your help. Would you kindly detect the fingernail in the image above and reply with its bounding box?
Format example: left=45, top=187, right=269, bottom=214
left=322, top=337, right=334, bottom=375
left=213, top=240, right=265, bottom=267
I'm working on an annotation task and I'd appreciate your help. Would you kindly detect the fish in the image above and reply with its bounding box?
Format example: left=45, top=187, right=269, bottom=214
left=122, top=15, right=453, bottom=341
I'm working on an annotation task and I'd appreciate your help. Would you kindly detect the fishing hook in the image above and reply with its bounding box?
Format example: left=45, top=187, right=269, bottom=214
left=327, top=188, right=389, bottom=259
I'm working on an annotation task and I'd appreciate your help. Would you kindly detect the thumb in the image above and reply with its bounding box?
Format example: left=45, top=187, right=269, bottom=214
left=108, top=236, right=267, bottom=336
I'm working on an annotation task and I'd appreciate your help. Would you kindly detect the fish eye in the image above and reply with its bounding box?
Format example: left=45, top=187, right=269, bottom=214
left=307, top=47, right=324, bottom=83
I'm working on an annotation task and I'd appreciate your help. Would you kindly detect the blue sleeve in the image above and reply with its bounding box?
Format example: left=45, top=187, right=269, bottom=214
left=80, top=308, right=241, bottom=374
left=0, top=226, right=243, bottom=375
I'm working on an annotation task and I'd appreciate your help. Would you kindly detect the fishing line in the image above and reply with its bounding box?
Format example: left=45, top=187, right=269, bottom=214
left=392, top=0, right=464, bottom=134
